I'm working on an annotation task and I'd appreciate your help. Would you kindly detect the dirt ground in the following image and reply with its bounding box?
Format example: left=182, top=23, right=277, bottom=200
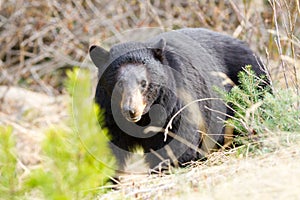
left=0, top=86, right=67, bottom=166
left=101, top=144, right=300, bottom=200
left=1, top=86, right=300, bottom=200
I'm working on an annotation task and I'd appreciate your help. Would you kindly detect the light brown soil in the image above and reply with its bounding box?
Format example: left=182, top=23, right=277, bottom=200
left=0, top=86, right=67, bottom=166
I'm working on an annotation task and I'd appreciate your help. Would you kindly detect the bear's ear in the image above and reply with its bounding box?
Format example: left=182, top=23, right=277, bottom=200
left=89, top=45, right=110, bottom=69
left=152, top=38, right=166, bottom=60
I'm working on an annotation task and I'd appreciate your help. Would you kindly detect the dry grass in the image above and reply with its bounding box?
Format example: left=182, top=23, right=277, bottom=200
left=1, top=0, right=299, bottom=94
left=99, top=136, right=300, bottom=199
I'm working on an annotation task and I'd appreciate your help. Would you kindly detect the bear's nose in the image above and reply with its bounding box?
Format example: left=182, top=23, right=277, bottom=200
left=122, top=106, right=142, bottom=122
left=123, top=107, right=136, bottom=118
left=128, top=109, right=135, bottom=118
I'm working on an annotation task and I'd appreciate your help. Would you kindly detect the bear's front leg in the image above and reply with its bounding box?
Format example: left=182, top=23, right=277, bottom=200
left=144, top=135, right=199, bottom=170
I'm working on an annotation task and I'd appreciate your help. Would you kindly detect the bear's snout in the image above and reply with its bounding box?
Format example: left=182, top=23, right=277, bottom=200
left=121, top=90, right=146, bottom=123
left=122, top=106, right=142, bottom=122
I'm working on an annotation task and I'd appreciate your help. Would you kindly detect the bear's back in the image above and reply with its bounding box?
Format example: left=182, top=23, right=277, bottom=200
left=151, top=28, right=264, bottom=85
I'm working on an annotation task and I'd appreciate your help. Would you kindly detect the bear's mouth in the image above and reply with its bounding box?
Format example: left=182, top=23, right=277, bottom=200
left=127, top=115, right=142, bottom=123
left=122, top=108, right=144, bottom=123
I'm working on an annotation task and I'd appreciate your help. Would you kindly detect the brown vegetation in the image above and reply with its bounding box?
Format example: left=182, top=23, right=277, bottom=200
left=1, top=0, right=299, bottom=94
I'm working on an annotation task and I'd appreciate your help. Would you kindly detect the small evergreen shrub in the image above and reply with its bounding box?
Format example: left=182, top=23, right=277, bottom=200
left=219, top=66, right=300, bottom=154
left=25, top=68, right=116, bottom=199
left=0, top=126, right=21, bottom=199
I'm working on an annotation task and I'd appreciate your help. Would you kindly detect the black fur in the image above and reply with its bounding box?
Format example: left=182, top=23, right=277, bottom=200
left=89, top=28, right=266, bottom=170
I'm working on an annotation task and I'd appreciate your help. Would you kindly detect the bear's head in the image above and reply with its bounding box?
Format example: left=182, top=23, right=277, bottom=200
left=90, top=38, right=175, bottom=123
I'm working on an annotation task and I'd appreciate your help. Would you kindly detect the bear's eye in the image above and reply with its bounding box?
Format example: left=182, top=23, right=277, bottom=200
left=140, top=80, right=147, bottom=88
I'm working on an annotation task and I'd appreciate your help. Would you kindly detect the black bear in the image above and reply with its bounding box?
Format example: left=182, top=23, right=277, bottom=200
left=89, top=28, right=266, bottom=171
